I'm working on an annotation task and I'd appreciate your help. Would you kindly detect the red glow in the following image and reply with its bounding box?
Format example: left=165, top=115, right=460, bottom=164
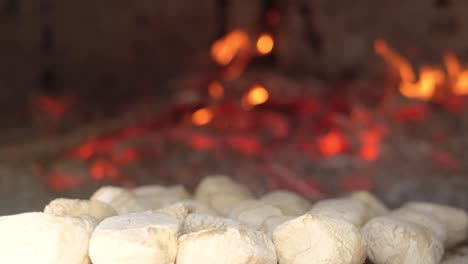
left=47, top=173, right=83, bottom=191
left=341, top=175, right=373, bottom=191
left=317, top=130, right=347, bottom=157
left=111, top=148, right=138, bottom=165
left=35, top=95, right=71, bottom=120
left=443, top=95, right=466, bottom=113
left=225, top=135, right=260, bottom=155
left=261, top=112, right=289, bottom=138
left=266, top=9, right=281, bottom=26
left=392, top=103, right=430, bottom=122
left=90, top=159, right=120, bottom=181
left=359, top=143, right=379, bottom=161
left=71, top=139, right=97, bottom=160
left=431, top=151, right=462, bottom=170
left=268, top=164, right=325, bottom=199
left=296, top=98, right=320, bottom=116
left=358, top=127, right=384, bottom=161
left=189, top=135, right=218, bottom=150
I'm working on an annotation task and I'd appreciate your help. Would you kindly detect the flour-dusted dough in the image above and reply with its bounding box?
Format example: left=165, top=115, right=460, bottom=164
left=272, top=214, right=367, bottom=264
left=90, top=186, right=144, bottom=214
left=349, top=191, right=389, bottom=217
left=401, top=202, right=468, bottom=248
left=0, top=212, right=97, bottom=264
left=362, top=216, right=444, bottom=264
left=391, top=208, right=447, bottom=244
left=260, top=215, right=296, bottom=234
left=194, top=175, right=254, bottom=214
left=260, top=190, right=311, bottom=215
left=308, top=198, right=372, bottom=227
left=177, top=227, right=277, bottom=264
left=227, top=200, right=283, bottom=229
left=89, top=212, right=179, bottom=264
left=133, top=184, right=191, bottom=210
left=172, top=199, right=220, bottom=216
left=44, top=198, right=117, bottom=222
left=181, top=213, right=248, bottom=234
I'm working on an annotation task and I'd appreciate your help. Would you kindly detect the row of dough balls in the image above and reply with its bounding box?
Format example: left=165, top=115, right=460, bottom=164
left=0, top=175, right=467, bottom=264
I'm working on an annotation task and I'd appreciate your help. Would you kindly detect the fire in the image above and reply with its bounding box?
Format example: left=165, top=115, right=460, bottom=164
left=256, top=33, right=274, bottom=55
left=211, top=30, right=250, bottom=66
left=444, top=52, right=468, bottom=95
left=398, top=67, right=444, bottom=100
left=192, top=107, right=214, bottom=126
left=208, top=81, right=224, bottom=99
left=244, top=84, right=269, bottom=107
left=375, top=39, right=468, bottom=100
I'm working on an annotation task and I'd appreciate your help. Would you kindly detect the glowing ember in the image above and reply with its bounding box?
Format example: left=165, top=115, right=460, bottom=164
left=35, top=95, right=72, bottom=120
left=189, top=134, right=218, bottom=150
left=192, top=107, right=214, bottom=126
left=256, top=33, right=274, bottom=55
left=359, top=143, right=379, bottom=161
left=358, top=128, right=383, bottom=161
left=90, top=159, right=120, bottom=181
left=244, top=84, right=269, bottom=107
left=211, top=30, right=250, bottom=66
left=208, top=81, right=224, bottom=99
left=317, top=130, right=347, bottom=157
left=71, top=139, right=97, bottom=160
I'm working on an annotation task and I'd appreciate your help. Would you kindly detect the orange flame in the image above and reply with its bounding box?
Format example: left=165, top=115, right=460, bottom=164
left=376, top=39, right=468, bottom=100
left=208, top=81, right=224, bottom=99
left=192, top=107, right=214, bottom=126
left=444, top=52, right=468, bottom=95
left=244, top=84, right=269, bottom=107
left=256, top=33, right=274, bottom=55
left=399, top=66, right=444, bottom=100
left=374, top=39, right=415, bottom=83
left=211, top=30, right=250, bottom=66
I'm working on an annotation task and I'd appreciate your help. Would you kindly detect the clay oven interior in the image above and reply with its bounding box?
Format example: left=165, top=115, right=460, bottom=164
left=1, top=0, right=468, bottom=214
